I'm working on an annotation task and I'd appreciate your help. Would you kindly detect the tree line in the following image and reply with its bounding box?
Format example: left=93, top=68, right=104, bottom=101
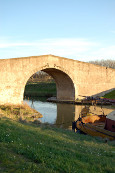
left=89, top=59, right=115, bottom=69
left=27, top=71, right=54, bottom=83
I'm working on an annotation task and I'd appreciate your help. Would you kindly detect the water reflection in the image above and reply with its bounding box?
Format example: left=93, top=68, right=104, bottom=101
left=24, top=98, right=115, bottom=130
left=56, top=103, right=75, bottom=129
left=24, top=98, right=57, bottom=124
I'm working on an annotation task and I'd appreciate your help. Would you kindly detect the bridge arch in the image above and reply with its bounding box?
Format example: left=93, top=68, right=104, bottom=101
left=22, top=66, right=76, bottom=103
left=0, top=54, right=115, bottom=105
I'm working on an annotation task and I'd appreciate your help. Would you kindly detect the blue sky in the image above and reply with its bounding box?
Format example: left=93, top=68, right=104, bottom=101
left=0, top=0, right=115, bottom=62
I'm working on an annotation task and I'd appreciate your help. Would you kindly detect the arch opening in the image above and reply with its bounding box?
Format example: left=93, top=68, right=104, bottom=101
left=24, top=71, right=56, bottom=98
left=42, top=68, right=75, bottom=101
left=23, top=68, right=75, bottom=102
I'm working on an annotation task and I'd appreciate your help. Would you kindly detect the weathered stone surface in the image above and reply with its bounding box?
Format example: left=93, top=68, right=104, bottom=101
left=0, top=54, right=115, bottom=105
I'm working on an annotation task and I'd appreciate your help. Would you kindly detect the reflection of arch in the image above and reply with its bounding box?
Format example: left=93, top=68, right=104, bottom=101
left=23, top=67, right=76, bottom=101
left=56, top=103, right=75, bottom=129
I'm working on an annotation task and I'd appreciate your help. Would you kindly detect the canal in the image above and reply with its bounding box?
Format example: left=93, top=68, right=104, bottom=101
left=24, top=97, right=115, bottom=130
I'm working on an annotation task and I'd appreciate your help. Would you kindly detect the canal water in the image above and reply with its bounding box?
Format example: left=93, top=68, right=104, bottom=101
left=24, top=97, right=115, bottom=130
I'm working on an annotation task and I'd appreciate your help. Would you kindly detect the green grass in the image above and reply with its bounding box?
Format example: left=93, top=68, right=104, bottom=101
left=104, top=90, right=115, bottom=99
left=0, top=117, right=115, bottom=173
left=24, top=82, right=56, bottom=97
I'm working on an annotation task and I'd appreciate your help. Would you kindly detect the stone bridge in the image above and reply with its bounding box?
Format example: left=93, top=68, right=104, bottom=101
left=0, top=54, right=115, bottom=105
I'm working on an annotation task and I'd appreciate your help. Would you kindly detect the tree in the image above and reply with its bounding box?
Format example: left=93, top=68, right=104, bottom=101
left=89, top=59, right=115, bottom=69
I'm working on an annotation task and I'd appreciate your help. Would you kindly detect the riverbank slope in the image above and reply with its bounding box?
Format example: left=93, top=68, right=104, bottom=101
left=104, top=90, right=115, bottom=99
left=0, top=116, right=115, bottom=173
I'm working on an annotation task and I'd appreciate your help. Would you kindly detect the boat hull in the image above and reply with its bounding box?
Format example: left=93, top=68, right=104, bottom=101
left=76, top=120, right=115, bottom=140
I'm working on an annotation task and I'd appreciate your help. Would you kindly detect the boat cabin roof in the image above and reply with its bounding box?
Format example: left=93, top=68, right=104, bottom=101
left=106, top=111, right=115, bottom=121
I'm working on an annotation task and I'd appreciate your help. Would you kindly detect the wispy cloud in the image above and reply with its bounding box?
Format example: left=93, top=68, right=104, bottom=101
left=0, top=38, right=115, bottom=61
left=31, top=38, right=98, bottom=56
left=91, top=45, right=115, bottom=59
left=0, top=38, right=98, bottom=59
left=110, top=30, right=115, bottom=34
left=0, top=38, right=96, bottom=49
left=0, top=42, right=33, bottom=48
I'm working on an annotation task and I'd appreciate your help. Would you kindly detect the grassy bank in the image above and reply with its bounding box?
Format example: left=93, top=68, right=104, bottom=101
left=0, top=104, right=43, bottom=122
left=0, top=115, right=115, bottom=173
left=24, top=82, right=56, bottom=98
left=104, top=90, right=115, bottom=99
